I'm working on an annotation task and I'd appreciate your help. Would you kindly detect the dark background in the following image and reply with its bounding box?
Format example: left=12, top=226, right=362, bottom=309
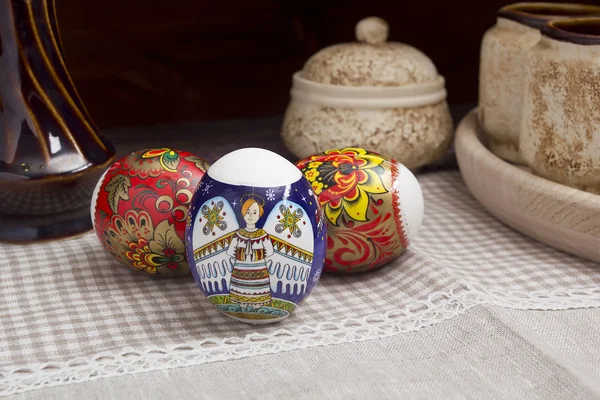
left=54, top=0, right=573, bottom=129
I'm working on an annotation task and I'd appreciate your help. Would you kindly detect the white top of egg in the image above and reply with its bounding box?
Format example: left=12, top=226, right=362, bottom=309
left=207, top=148, right=302, bottom=187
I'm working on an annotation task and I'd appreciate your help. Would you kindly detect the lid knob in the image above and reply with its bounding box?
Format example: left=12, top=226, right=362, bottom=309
left=355, top=17, right=389, bottom=45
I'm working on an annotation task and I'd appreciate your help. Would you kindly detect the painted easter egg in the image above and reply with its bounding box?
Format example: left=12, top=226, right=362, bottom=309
left=91, top=148, right=209, bottom=277
left=186, top=148, right=326, bottom=324
left=296, top=147, right=423, bottom=273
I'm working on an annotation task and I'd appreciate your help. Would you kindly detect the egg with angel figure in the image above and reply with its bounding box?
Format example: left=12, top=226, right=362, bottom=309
left=186, top=148, right=326, bottom=324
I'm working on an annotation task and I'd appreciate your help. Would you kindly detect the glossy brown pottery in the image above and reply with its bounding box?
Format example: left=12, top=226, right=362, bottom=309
left=0, top=0, right=116, bottom=242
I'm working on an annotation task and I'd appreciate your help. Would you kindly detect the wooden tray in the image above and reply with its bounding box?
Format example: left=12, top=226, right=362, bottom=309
left=455, top=108, right=600, bottom=263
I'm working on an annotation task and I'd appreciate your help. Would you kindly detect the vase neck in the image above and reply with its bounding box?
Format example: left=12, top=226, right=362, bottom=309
left=0, top=0, right=115, bottom=179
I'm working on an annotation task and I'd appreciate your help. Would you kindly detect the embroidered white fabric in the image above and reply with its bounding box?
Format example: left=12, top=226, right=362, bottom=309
left=2, top=161, right=600, bottom=396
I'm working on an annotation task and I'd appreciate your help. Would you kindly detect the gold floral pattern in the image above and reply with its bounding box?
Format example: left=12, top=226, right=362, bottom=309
left=126, top=220, right=187, bottom=275
left=142, top=148, right=181, bottom=172
left=121, top=151, right=164, bottom=179
left=120, top=148, right=182, bottom=178
left=103, top=210, right=188, bottom=276
left=95, top=149, right=208, bottom=278
left=184, top=155, right=210, bottom=173
left=104, top=174, right=131, bottom=213
left=297, top=148, right=388, bottom=226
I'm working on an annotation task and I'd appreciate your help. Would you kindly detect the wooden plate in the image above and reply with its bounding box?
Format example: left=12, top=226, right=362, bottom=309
left=455, top=108, right=600, bottom=263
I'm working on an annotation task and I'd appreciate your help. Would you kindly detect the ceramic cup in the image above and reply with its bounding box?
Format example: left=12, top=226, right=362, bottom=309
left=520, top=17, right=600, bottom=194
left=478, top=2, right=600, bottom=164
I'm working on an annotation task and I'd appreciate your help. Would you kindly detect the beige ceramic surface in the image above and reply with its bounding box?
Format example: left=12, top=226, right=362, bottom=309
left=281, top=17, right=453, bottom=171
left=456, top=109, right=600, bottom=264
left=478, top=3, right=600, bottom=165
left=283, top=98, right=452, bottom=170
left=520, top=21, right=600, bottom=194
left=301, top=37, right=438, bottom=87
left=479, top=18, right=540, bottom=164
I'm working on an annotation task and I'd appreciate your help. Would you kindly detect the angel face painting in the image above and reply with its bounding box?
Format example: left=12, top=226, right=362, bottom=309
left=186, top=148, right=327, bottom=324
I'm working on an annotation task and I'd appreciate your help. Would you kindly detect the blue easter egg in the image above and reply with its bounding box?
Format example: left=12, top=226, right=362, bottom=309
left=186, top=148, right=326, bottom=324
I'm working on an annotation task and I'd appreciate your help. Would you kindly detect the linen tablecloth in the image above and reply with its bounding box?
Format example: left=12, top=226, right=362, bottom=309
left=1, top=116, right=600, bottom=398
left=7, top=305, right=600, bottom=399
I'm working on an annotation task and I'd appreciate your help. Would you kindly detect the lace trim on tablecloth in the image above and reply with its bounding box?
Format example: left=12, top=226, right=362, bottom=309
left=473, top=284, right=600, bottom=310
left=2, top=283, right=476, bottom=396
left=3, top=283, right=600, bottom=396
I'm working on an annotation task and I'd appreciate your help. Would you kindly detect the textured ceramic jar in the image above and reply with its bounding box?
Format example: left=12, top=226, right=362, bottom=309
left=520, top=18, right=600, bottom=194
left=478, top=2, right=600, bottom=164
left=281, top=17, right=453, bottom=171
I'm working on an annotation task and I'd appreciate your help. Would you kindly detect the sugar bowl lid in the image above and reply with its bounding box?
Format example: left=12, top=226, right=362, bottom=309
left=300, top=17, right=442, bottom=87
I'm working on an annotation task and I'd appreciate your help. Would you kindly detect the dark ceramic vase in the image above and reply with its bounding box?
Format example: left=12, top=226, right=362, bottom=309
left=0, top=0, right=116, bottom=242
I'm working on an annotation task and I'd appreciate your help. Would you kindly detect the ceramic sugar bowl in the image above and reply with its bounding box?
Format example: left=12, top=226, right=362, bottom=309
left=281, top=17, right=453, bottom=171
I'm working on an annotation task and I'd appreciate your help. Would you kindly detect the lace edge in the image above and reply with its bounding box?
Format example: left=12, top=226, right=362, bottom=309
left=0, top=283, right=477, bottom=397
left=4, top=284, right=600, bottom=397
left=471, top=283, right=600, bottom=310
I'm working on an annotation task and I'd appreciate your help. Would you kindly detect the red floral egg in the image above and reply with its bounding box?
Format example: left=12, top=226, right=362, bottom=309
left=91, top=148, right=209, bottom=277
left=296, top=147, right=424, bottom=273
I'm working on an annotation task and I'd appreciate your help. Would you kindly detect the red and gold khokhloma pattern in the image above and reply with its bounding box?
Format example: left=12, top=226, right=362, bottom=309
left=94, top=149, right=208, bottom=277
left=297, top=147, right=408, bottom=273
